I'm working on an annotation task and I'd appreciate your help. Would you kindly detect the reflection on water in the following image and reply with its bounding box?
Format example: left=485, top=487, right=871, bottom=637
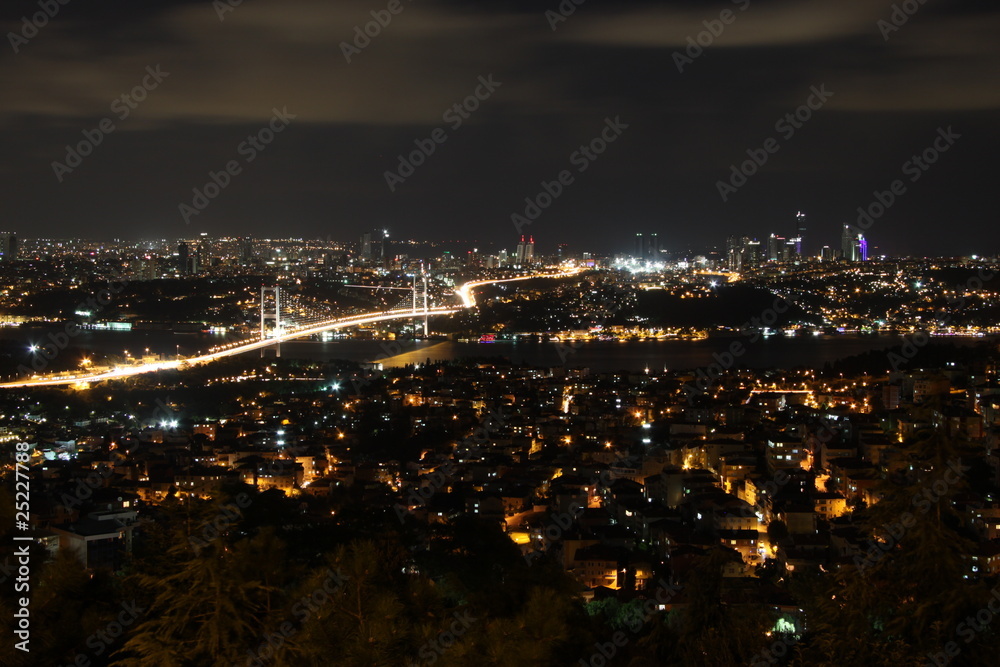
left=266, top=336, right=943, bottom=372
left=1, top=328, right=986, bottom=374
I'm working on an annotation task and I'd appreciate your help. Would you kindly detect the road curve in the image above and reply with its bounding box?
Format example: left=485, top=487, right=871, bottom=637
left=0, top=268, right=583, bottom=388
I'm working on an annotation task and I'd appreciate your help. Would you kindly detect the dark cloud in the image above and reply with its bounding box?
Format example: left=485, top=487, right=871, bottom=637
left=0, top=0, right=997, bottom=256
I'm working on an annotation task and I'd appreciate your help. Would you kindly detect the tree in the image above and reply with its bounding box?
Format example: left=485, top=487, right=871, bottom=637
left=113, top=535, right=279, bottom=667
left=797, top=427, right=997, bottom=665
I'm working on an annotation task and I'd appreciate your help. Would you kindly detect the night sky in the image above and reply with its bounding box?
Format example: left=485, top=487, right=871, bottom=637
left=1, top=0, right=997, bottom=256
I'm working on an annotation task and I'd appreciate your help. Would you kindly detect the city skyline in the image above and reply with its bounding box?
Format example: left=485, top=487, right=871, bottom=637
left=4, top=3, right=1000, bottom=665
left=1, top=1, right=998, bottom=255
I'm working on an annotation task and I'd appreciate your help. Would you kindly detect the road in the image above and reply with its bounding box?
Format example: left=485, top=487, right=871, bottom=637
left=0, top=268, right=582, bottom=388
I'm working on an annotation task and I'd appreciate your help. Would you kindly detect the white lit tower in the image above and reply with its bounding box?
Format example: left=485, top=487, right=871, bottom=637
left=412, top=262, right=430, bottom=336
left=515, top=235, right=535, bottom=265
left=793, top=211, right=806, bottom=257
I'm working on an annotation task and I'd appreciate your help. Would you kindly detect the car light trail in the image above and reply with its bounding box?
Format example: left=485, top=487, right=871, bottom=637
left=0, top=268, right=582, bottom=388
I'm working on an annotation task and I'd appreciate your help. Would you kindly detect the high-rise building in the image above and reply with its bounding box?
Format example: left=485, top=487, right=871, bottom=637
left=726, top=236, right=741, bottom=270
left=239, top=237, right=254, bottom=263
left=841, top=224, right=857, bottom=261
left=840, top=224, right=868, bottom=262
left=0, top=232, right=17, bottom=262
left=634, top=232, right=660, bottom=261
left=745, top=239, right=762, bottom=267
left=726, top=236, right=762, bottom=271
left=794, top=211, right=806, bottom=256
left=767, top=234, right=786, bottom=261
left=515, top=235, right=535, bottom=265
left=178, top=242, right=198, bottom=274
left=360, top=229, right=389, bottom=263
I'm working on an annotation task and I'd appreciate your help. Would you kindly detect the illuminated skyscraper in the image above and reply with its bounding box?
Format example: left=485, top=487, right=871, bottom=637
left=0, top=232, right=17, bottom=262
left=793, top=211, right=806, bottom=256
left=515, top=235, right=535, bottom=265
left=840, top=224, right=867, bottom=262
left=727, top=236, right=761, bottom=271
left=360, top=229, right=389, bottom=263
left=768, top=233, right=786, bottom=261
left=634, top=232, right=660, bottom=261
left=841, top=224, right=856, bottom=261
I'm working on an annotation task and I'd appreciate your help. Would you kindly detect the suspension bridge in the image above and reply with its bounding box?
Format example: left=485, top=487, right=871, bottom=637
left=0, top=268, right=582, bottom=388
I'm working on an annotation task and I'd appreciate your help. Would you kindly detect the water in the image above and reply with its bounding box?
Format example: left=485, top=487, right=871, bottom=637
left=3, top=327, right=986, bottom=375
left=297, top=336, right=917, bottom=372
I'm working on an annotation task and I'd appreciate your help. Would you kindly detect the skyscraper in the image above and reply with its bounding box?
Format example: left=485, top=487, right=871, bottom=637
left=793, top=211, right=806, bottom=256
left=178, top=242, right=196, bottom=274
left=839, top=224, right=868, bottom=262
left=767, top=234, right=786, bottom=261
left=515, top=235, right=535, bottom=265
left=360, top=232, right=373, bottom=261
left=360, top=229, right=389, bottom=263
left=726, top=236, right=742, bottom=270
left=0, top=232, right=17, bottom=262
left=634, top=232, right=660, bottom=261
left=726, top=236, right=762, bottom=271
left=841, top=224, right=857, bottom=261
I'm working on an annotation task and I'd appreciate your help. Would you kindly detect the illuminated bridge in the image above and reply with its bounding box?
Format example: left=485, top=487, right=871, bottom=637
left=0, top=269, right=583, bottom=388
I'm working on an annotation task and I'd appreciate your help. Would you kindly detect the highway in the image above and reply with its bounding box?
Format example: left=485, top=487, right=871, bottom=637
left=0, top=269, right=582, bottom=388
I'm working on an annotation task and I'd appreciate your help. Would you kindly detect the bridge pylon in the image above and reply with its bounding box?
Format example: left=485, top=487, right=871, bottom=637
left=261, top=286, right=281, bottom=357
left=412, top=263, right=429, bottom=337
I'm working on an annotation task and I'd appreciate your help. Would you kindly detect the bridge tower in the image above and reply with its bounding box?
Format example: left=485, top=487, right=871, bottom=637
left=411, top=263, right=429, bottom=336
left=260, top=286, right=281, bottom=357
